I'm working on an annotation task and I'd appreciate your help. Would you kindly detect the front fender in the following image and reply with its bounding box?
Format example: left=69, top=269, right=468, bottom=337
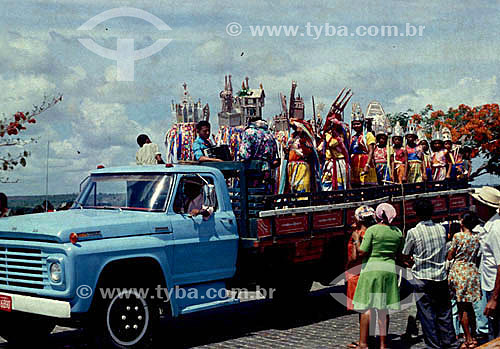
left=69, top=234, right=174, bottom=314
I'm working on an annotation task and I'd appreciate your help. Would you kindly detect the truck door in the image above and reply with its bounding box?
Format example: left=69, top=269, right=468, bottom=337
left=168, top=174, right=238, bottom=285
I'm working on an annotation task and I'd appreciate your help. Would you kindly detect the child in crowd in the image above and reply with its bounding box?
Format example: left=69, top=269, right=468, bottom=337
left=373, top=120, right=391, bottom=185
left=461, top=146, right=472, bottom=180
left=417, top=128, right=432, bottom=181
left=391, top=122, right=407, bottom=184
left=405, top=121, right=425, bottom=183
left=431, top=128, right=452, bottom=181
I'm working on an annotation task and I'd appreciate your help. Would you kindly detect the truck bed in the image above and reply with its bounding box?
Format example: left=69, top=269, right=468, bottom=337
left=202, top=161, right=471, bottom=287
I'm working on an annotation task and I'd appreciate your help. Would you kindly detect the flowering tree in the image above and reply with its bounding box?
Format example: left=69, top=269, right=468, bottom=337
left=387, top=103, right=500, bottom=179
left=0, top=94, right=63, bottom=182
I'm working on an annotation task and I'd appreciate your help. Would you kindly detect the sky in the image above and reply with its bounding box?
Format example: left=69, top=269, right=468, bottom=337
left=0, top=0, right=499, bottom=195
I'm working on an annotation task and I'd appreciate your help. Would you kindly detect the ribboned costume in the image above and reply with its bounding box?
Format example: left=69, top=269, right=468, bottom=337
left=392, top=122, right=406, bottom=184
left=320, top=119, right=349, bottom=191
left=372, top=116, right=392, bottom=185
left=405, top=120, right=424, bottom=183
left=349, top=104, right=377, bottom=186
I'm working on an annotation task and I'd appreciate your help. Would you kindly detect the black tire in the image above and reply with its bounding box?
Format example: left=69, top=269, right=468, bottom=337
left=91, top=288, right=160, bottom=349
left=0, top=312, right=56, bottom=345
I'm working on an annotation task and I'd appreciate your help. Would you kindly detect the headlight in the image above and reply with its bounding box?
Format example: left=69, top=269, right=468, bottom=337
left=50, top=262, right=62, bottom=283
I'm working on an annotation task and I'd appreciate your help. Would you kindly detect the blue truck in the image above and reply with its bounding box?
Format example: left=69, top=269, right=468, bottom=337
left=0, top=161, right=471, bottom=347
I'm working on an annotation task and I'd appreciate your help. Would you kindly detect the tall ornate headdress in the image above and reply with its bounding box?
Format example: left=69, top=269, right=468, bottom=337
left=406, top=119, right=417, bottom=136
left=351, top=103, right=364, bottom=123
left=373, top=118, right=387, bottom=136
left=442, top=127, right=452, bottom=142
left=431, top=126, right=442, bottom=141
left=416, top=126, right=428, bottom=143
left=392, top=121, right=404, bottom=138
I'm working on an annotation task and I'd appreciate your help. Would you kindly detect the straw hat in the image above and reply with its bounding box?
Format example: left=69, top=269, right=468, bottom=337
left=471, top=186, right=500, bottom=208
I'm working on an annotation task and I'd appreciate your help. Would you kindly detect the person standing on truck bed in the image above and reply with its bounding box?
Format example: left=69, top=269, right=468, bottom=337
left=318, top=117, right=349, bottom=191
left=405, top=120, right=425, bottom=183
left=349, top=106, right=377, bottom=188
left=238, top=115, right=279, bottom=191
left=136, top=134, right=165, bottom=165
left=193, top=120, right=223, bottom=162
left=391, top=122, right=407, bottom=184
left=287, top=119, right=315, bottom=193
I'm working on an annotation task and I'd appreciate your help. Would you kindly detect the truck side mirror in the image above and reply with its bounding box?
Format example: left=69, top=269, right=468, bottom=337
left=202, top=184, right=217, bottom=208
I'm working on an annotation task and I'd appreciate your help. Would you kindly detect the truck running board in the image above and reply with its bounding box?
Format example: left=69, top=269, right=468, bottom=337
left=174, top=281, right=240, bottom=316
left=179, top=298, right=240, bottom=315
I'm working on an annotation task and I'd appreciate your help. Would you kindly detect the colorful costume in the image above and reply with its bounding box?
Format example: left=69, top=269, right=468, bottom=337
left=349, top=132, right=377, bottom=186
left=406, top=145, right=423, bottom=183
left=287, top=131, right=313, bottom=193
left=321, top=130, right=349, bottom=191
left=451, top=146, right=465, bottom=180
left=432, top=149, right=449, bottom=181
left=372, top=110, right=392, bottom=185
left=393, top=147, right=406, bottom=183
left=422, top=151, right=432, bottom=181
left=417, top=127, right=432, bottom=181
left=165, top=123, right=197, bottom=162
left=238, top=120, right=278, bottom=191
left=374, top=146, right=391, bottom=185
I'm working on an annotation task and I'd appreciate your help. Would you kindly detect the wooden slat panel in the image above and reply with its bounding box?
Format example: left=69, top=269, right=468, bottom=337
left=275, top=215, right=308, bottom=235
left=431, top=197, right=447, bottom=212
left=313, top=211, right=343, bottom=229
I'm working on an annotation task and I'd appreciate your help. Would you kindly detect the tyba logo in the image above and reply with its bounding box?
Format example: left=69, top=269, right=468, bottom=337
left=78, top=7, right=172, bottom=81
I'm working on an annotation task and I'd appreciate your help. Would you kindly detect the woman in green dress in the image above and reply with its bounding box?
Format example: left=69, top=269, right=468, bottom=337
left=351, top=203, right=403, bottom=349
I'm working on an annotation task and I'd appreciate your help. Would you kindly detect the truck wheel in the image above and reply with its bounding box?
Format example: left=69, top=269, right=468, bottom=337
left=92, top=288, right=160, bottom=348
left=0, top=312, right=55, bottom=344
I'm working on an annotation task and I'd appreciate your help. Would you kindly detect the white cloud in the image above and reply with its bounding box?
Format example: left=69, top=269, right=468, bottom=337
left=0, top=74, right=56, bottom=116
left=391, top=75, right=498, bottom=111
left=62, top=65, right=87, bottom=88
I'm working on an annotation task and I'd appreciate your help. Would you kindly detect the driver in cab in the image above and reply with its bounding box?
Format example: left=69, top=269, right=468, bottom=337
left=183, top=179, right=214, bottom=220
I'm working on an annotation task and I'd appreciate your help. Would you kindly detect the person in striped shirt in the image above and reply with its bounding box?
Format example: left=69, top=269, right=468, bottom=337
left=402, top=199, right=460, bottom=349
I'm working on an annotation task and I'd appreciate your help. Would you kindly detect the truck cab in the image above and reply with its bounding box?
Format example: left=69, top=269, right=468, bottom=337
left=0, top=164, right=239, bottom=347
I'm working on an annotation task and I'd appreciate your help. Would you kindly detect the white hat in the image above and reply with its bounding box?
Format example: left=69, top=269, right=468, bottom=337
left=373, top=117, right=386, bottom=136
left=351, top=103, right=364, bottom=123
left=416, top=126, right=427, bottom=143
left=406, top=119, right=417, bottom=136
left=442, top=127, right=452, bottom=142
left=471, top=186, right=500, bottom=208
left=392, top=121, right=404, bottom=138
left=431, top=126, right=442, bottom=141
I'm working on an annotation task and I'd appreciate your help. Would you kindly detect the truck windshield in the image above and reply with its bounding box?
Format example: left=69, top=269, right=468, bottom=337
left=75, top=174, right=172, bottom=212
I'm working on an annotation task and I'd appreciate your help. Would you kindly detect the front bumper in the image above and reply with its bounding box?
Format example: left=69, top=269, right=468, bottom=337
left=0, top=292, right=71, bottom=318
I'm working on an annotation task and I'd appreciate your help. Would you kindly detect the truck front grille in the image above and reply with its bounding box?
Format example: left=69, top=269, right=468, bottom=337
left=0, top=247, right=48, bottom=289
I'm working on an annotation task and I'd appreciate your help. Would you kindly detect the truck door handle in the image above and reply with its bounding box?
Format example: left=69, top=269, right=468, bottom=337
left=155, top=227, right=172, bottom=234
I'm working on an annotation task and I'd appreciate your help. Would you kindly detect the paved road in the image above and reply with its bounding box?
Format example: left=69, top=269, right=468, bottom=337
left=0, top=283, right=433, bottom=348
